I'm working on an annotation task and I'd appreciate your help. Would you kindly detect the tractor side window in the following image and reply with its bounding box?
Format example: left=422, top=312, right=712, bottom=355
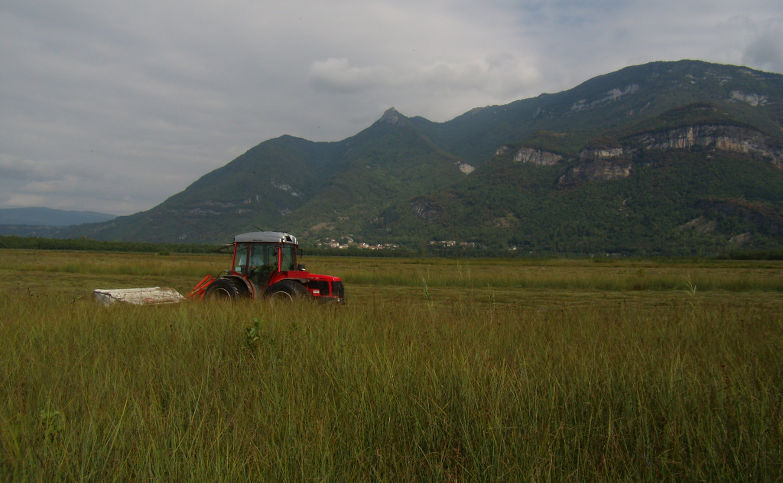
left=234, top=243, right=249, bottom=272
left=280, top=244, right=296, bottom=272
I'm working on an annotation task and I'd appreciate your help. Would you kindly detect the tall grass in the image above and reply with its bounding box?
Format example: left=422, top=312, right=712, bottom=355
left=0, top=251, right=782, bottom=479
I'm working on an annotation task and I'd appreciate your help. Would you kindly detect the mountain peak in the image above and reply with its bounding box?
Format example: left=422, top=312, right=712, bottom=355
left=378, top=107, right=405, bottom=125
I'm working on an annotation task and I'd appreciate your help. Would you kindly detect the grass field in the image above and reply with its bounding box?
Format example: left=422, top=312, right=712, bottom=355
left=1, top=249, right=782, bottom=480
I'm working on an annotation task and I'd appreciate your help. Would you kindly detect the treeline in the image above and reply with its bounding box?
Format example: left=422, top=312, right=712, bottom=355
left=717, top=250, right=783, bottom=260
left=0, top=236, right=223, bottom=254
left=2, top=235, right=782, bottom=260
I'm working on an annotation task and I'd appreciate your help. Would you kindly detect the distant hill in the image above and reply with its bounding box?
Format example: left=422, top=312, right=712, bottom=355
left=0, top=207, right=115, bottom=226
left=69, top=60, right=783, bottom=255
left=0, top=207, right=116, bottom=238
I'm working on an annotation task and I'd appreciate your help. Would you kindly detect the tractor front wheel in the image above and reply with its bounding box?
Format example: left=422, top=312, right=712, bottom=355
left=205, top=278, right=240, bottom=300
left=265, top=280, right=308, bottom=302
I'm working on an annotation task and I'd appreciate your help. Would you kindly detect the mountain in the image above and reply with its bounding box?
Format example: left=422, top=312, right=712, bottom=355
left=73, top=108, right=469, bottom=243
left=71, top=60, right=783, bottom=255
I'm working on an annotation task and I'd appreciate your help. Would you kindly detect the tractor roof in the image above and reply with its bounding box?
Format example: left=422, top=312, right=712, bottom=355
left=234, top=231, right=298, bottom=244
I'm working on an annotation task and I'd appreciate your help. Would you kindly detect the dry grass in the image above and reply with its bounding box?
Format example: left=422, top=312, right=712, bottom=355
left=1, top=250, right=781, bottom=479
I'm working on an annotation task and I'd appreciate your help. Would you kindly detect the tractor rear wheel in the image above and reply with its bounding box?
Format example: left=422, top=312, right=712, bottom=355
left=205, top=278, right=240, bottom=300
left=264, top=280, right=308, bottom=302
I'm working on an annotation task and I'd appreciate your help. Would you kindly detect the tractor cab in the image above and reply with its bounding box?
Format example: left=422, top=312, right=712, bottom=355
left=231, top=232, right=300, bottom=289
left=188, top=231, right=344, bottom=303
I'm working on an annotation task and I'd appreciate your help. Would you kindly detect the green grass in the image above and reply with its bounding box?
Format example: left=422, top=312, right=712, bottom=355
left=1, top=250, right=782, bottom=479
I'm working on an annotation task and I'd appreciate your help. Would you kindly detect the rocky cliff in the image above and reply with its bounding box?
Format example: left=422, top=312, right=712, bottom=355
left=628, top=125, right=782, bottom=169
left=506, top=123, right=783, bottom=188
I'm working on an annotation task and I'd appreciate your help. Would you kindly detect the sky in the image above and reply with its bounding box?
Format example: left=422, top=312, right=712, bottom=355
left=1, top=0, right=782, bottom=215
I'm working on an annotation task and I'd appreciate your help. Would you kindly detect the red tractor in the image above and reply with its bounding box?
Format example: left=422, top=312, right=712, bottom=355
left=188, top=231, right=344, bottom=303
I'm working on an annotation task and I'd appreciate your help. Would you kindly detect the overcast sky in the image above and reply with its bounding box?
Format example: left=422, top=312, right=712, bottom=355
left=2, top=0, right=782, bottom=215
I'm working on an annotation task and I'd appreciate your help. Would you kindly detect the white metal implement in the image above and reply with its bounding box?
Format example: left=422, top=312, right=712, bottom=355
left=93, top=287, right=185, bottom=306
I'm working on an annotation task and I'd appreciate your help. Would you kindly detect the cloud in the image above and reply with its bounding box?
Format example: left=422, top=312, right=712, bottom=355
left=0, top=154, right=55, bottom=182
left=743, top=20, right=783, bottom=72
left=416, top=55, right=540, bottom=96
left=308, top=54, right=539, bottom=98
left=309, top=58, right=392, bottom=93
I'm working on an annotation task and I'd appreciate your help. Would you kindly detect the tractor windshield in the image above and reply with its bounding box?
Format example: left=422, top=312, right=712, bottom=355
left=250, top=243, right=278, bottom=272
left=244, top=243, right=278, bottom=287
